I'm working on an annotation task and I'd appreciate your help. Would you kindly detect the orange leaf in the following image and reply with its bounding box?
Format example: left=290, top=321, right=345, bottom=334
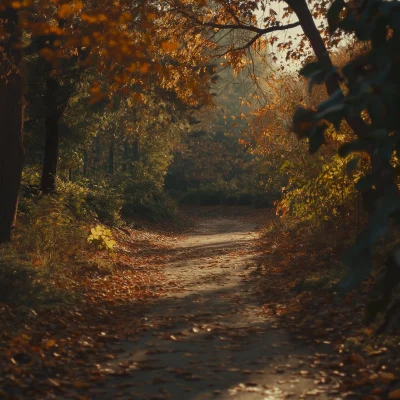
left=44, top=339, right=56, bottom=350
left=161, top=41, right=179, bottom=51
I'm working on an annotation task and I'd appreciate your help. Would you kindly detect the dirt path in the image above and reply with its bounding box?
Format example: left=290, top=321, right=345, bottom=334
left=88, top=207, right=342, bottom=400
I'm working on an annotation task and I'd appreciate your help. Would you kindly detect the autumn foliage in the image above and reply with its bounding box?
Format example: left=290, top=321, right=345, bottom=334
left=1, top=0, right=400, bottom=398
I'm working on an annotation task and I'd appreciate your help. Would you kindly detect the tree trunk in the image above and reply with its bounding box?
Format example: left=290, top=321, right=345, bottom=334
left=40, top=76, right=60, bottom=194
left=0, top=7, right=24, bottom=242
left=287, top=0, right=368, bottom=131
left=288, top=0, right=398, bottom=203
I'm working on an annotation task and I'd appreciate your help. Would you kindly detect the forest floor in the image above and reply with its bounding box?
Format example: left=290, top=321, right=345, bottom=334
left=1, top=207, right=400, bottom=399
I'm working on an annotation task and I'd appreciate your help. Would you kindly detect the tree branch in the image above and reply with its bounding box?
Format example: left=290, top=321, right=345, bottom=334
left=214, top=22, right=301, bottom=57
left=166, top=0, right=300, bottom=36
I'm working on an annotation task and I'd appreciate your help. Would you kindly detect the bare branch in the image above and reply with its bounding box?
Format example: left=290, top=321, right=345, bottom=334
left=165, top=0, right=300, bottom=36
left=214, top=22, right=301, bottom=57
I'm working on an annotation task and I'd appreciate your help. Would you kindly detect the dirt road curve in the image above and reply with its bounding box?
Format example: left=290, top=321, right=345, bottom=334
left=95, top=207, right=341, bottom=400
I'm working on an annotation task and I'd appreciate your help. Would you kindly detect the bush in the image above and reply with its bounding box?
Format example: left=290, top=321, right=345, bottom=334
left=179, top=181, right=234, bottom=206
left=16, top=194, right=87, bottom=272
left=179, top=181, right=277, bottom=207
left=84, top=179, right=123, bottom=225
left=122, top=172, right=178, bottom=221
left=0, top=245, right=42, bottom=304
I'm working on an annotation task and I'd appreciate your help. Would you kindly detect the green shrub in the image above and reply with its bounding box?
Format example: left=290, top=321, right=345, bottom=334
left=179, top=181, right=277, bottom=207
left=57, top=180, right=94, bottom=219
left=16, top=195, right=87, bottom=272
left=85, top=179, right=123, bottom=225
left=122, top=172, right=178, bottom=221
left=179, top=183, right=226, bottom=205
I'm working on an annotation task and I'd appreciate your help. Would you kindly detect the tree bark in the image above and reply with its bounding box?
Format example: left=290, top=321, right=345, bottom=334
left=40, top=76, right=60, bottom=194
left=0, top=7, right=24, bottom=242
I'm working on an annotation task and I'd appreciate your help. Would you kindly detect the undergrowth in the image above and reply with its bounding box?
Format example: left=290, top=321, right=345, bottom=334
left=179, top=180, right=277, bottom=208
left=2, top=170, right=181, bottom=309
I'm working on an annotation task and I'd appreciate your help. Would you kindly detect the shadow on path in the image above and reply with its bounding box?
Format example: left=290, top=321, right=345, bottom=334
left=75, top=207, right=341, bottom=400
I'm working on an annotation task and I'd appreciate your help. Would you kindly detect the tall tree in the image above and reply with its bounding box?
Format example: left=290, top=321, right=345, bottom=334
left=0, top=0, right=213, bottom=239
left=0, top=5, right=24, bottom=242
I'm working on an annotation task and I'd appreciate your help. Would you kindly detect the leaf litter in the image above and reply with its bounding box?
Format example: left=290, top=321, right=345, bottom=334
left=1, top=206, right=399, bottom=399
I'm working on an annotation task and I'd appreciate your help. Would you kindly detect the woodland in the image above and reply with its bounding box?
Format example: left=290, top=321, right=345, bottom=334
left=1, top=0, right=400, bottom=399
